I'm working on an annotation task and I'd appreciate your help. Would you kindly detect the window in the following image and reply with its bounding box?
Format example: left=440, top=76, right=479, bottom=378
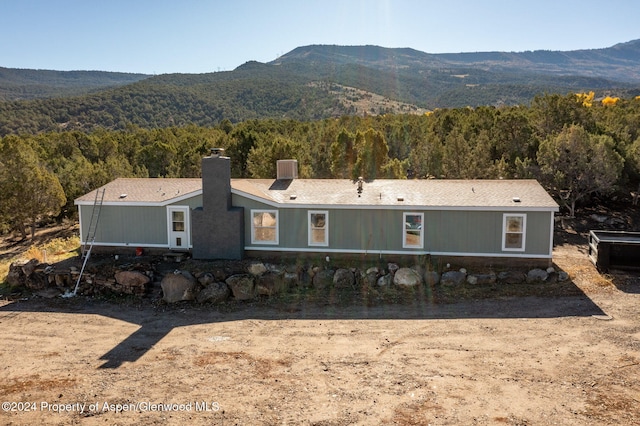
left=403, top=212, right=424, bottom=248
left=502, top=214, right=526, bottom=251
left=251, top=210, right=278, bottom=244
left=172, top=210, right=185, bottom=232
left=308, top=211, right=328, bottom=246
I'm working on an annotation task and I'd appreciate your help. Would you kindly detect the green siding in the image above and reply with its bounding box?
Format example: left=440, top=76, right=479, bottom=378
left=80, top=194, right=202, bottom=247
left=81, top=205, right=168, bottom=245
left=170, top=195, right=202, bottom=209
left=232, top=194, right=553, bottom=256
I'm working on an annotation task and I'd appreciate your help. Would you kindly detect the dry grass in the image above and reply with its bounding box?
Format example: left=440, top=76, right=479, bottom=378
left=0, top=235, right=80, bottom=287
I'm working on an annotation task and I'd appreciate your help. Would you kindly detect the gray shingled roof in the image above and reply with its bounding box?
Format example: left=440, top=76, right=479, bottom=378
left=76, top=177, right=558, bottom=210
left=74, top=178, right=202, bottom=204
left=231, top=179, right=559, bottom=210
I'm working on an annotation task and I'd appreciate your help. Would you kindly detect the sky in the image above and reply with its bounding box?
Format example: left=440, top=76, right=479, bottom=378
left=1, top=0, right=638, bottom=75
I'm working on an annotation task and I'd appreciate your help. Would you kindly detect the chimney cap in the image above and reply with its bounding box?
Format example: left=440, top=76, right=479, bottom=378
left=210, top=147, right=225, bottom=157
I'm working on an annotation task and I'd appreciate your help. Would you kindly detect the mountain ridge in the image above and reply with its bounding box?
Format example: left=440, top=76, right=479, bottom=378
left=273, top=39, right=640, bottom=82
left=0, top=40, right=639, bottom=135
left=0, top=67, right=149, bottom=100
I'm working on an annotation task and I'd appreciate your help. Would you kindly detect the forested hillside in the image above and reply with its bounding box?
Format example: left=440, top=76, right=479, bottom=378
left=0, top=67, right=149, bottom=100
left=1, top=41, right=640, bottom=135
left=2, top=93, right=640, bottom=237
left=276, top=40, right=640, bottom=83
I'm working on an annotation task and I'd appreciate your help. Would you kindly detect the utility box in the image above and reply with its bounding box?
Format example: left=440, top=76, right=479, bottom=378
left=588, top=230, right=640, bottom=272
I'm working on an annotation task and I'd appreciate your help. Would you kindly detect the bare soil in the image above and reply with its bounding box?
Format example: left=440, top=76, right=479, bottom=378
left=1, top=214, right=640, bottom=425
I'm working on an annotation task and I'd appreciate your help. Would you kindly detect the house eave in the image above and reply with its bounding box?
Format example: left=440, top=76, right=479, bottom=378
left=74, top=189, right=203, bottom=207
left=231, top=189, right=559, bottom=212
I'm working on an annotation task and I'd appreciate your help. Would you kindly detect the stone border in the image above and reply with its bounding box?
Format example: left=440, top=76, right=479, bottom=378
left=6, top=258, right=569, bottom=304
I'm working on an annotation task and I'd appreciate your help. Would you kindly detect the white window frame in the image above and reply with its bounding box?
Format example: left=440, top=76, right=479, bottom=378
left=403, top=212, right=424, bottom=249
left=502, top=213, right=526, bottom=251
left=251, top=209, right=279, bottom=245
left=308, top=210, right=329, bottom=247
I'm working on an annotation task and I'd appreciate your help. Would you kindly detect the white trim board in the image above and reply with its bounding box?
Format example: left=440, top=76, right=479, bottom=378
left=244, top=246, right=553, bottom=259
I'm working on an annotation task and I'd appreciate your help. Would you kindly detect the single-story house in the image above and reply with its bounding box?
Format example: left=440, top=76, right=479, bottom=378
left=75, top=150, right=559, bottom=265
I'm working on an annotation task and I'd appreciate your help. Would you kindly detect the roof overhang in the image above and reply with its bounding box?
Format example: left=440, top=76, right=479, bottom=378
left=74, top=189, right=203, bottom=207
left=231, top=189, right=559, bottom=212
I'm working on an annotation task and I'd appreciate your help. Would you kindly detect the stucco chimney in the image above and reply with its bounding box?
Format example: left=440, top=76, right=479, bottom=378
left=192, top=150, right=244, bottom=260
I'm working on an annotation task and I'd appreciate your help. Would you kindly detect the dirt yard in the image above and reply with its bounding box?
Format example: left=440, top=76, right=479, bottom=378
left=1, top=233, right=640, bottom=425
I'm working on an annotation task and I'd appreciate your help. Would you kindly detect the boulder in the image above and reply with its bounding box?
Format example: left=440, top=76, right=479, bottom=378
left=308, top=265, right=320, bottom=278
left=283, top=271, right=299, bottom=288
left=256, top=272, right=288, bottom=296
left=161, top=271, right=197, bottom=303
left=526, top=268, right=549, bottom=283
left=198, top=272, right=215, bottom=286
left=440, top=270, right=466, bottom=286
left=498, top=271, right=526, bottom=284
left=387, top=263, right=400, bottom=275
left=5, top=263, right=24, bottom=288
left=21, top=259, right=40, bottom=277
left=558, top=271, right=570, bottom=282
left=209, top=268, right=228, bottom=282
left=197, top=282, right=231, bottom=304
left=114, top=270, right=150, bottom=295
left=265, top=263, right=285, bottom=274
left=312, top=269, right=334, bottom=289
left=365, top=267, right=380, bottom=287
left=8, top=260, right=48, bottom=290
left=333, top=268, right=355, bottom=288
left=393, top=268, right=423, bottom=286
left=424, top=270, right=440, bottom=286
left=90, top=277, right=113, bottom=293
left=54, top=273, right=70, bottom=288
left=467, top=273, right=497, bottom=285
left=377, top=274, right=392, bottom=287
left=226, top=274, right=256, bottom=300
left=248, top=262, right=268, bottom=276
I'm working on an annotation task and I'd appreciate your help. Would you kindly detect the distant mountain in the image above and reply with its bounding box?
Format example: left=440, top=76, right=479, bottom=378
left=0, top=67, right=150, bottom=100
left=0, top=40, right=639, bottom=135
left=276, top=40, right=640, bottom=82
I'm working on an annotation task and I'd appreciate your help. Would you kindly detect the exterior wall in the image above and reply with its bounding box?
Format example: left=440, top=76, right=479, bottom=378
left=170, top=195, right=203, bottom=210
left=79, top=195, right=203, bottom=249
left=79, top=205, right=169, bottom=247
left=233, top=194, right=554, bottom=258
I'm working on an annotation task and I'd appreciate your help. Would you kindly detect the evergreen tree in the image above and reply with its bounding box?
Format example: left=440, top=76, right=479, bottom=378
left=0, top=136, right=66, bottom=238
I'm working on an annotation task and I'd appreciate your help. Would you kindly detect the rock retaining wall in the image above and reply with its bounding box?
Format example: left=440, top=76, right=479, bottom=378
left=6, top=258, right=570, bottom=304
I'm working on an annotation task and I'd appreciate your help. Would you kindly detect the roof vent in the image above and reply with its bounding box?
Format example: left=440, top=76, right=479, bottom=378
left=119, top=193, right=127, bottom=199
left=277, top=159, right=298, bottom=180
left=512, top=197, right=521, bottom=203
